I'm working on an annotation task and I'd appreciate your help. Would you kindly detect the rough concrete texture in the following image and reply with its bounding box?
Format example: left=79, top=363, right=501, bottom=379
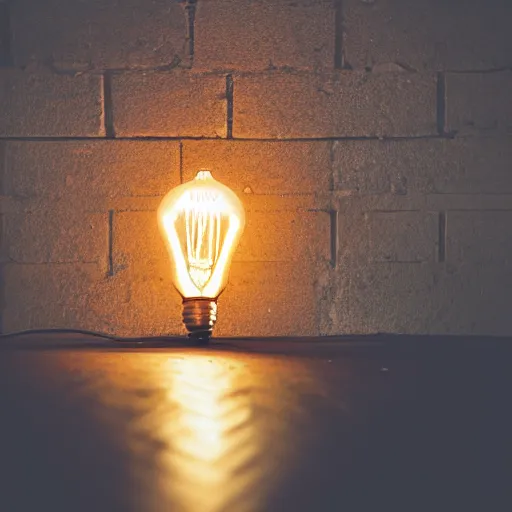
left=99, top=211, right=186, bottom=336
left=1, top=263, right=102, bottom=333
left=182, top=140, right=331, bottom=195
left=113, top=211, right=168, bottom=276
left=343, top=0, right=512, bottom=71
left=194, top=0, right=335, bottom=71
left=111, top=71, right=227, bottom=137
left=0, top=1, right=10, bottom=66
left=325, top=261, right=444, bottom=334
left=87, top=269, right=184, bottom=337
left=1, top=0, right=511, bottom=337
left=446, top=71, right=512, bottom=134
left=446, top=211, right=512, bottom=265
left=2, top=141, right=180, bottom=202
left=368, top=211, right=438, bottom=263
left=235, top=200, right=330, bottom=264
left=10, top=0, right=187, bottom=70
left=0, top=71, right=103, bottom=137
left=216, top=261, right=319, bottom=336
left=332, top=136, right=512, bottom=195
left=234, top=72, right=436, bottom=138
left=320, top=200, right=512, bottom=336
left=2, top=211, right=107, bottom=265
left=425, top=262, right=511, bottom=336
left=324, top=252, right=512, bottom=337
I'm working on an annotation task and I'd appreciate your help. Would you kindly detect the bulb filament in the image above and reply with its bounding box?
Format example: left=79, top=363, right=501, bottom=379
left=159, top=170, right=244, bottom=299
left=182, top=190, right=223, bottom=291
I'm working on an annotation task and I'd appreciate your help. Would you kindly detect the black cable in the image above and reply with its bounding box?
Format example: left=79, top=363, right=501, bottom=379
left=0, top=328, right=118, bottom=341
left=0, top=328, right=187, bottom=343
left=0, top=329, right=393, bottom=354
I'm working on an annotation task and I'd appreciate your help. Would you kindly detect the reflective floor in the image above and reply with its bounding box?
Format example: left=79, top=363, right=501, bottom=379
left=0, top=335, right=510, bottom=511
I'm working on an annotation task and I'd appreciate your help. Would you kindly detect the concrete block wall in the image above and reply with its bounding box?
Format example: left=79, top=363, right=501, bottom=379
left=0, top=0, right=511, bottom=337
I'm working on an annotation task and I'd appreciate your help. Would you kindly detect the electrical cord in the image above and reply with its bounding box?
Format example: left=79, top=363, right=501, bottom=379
left=0, top=329, right=392, bottom=355
left=0, top=328, right=393, bottom=342
left=0, top=328, right=118, bottom=341
left=0, top=328, right=188, bottom=344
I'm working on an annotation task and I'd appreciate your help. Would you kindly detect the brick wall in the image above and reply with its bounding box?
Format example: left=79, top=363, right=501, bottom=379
left=0, top=0, right=511, bottom=337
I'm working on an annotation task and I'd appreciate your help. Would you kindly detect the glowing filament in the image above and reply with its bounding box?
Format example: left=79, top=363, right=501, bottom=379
left=158, top=170, right=245, bottom=299
left=183, top=190, right=223, bottom=290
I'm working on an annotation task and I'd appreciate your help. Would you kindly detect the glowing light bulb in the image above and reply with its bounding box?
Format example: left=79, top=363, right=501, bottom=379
left=158, top=170, right=245, bottom=342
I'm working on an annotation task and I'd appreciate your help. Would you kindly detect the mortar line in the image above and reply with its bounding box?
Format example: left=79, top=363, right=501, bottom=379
left=185, top=0, right=196, bottom=63
left=333, top=0, right=344, bottom=69
left=328, top=141, right=335, bottom=191
left=226, top=74, right=234, bottom=139
left=446, top=67, right=512, bottom=74
left=107, top=209, right=114, bottom=276
left=0, top=1, right=13, bottom=67
left=0, top=134, right=454, bottom=142
left=330, top=210, right=339, bottom=268
left=103, top=72, right=116, bottom=138
left=438, top=211, right=446, bottom=263
left=436, top=72, right=446, bottom=136
left=179, top=140, right=184, bottom=183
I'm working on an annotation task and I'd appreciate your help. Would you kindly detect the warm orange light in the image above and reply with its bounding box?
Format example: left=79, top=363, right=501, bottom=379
left=158, top=170, right=245, bottom=340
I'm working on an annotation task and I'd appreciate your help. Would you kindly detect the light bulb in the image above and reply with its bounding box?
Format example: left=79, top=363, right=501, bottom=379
left=158, top=170, right=245, bottom=342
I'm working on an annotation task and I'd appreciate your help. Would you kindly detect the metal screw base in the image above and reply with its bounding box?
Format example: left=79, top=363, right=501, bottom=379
left=182, top=298, right=217, bottom=343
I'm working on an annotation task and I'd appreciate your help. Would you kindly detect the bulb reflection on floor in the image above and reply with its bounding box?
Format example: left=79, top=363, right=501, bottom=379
left=20, top=348, right=332, bottom=512
left=158, top=355, right=259, bottom=512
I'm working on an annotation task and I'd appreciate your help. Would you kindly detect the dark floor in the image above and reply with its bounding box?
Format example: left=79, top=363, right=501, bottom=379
left=0, top=334, right=511, bottom=512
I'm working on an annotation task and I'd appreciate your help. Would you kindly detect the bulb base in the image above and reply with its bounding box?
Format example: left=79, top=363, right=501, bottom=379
left=182, top=298, right=217, bottom=343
